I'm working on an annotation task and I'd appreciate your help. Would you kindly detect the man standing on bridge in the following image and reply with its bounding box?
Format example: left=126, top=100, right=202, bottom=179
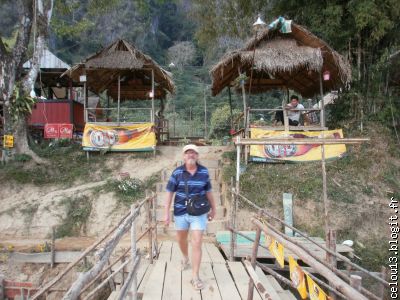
left=164, top=144, right=217, bottom=290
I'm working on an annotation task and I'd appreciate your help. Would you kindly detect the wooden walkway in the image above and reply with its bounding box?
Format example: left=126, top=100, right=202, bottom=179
left=133, top=241, right=296, bottom=300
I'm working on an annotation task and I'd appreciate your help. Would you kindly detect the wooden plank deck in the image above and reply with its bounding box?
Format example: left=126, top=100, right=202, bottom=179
left=218, top=231, right=353, bottom=264
left=139, top=241, right=297, bottom=300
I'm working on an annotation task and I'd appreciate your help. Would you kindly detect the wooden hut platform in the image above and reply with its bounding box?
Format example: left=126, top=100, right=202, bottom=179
left=112, top=241, right=297, bottom=300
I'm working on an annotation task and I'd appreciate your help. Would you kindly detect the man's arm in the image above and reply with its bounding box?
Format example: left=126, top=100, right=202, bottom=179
left=206, top=192, right=217, bottom=220
left=164, top=191, right=174, bottom=226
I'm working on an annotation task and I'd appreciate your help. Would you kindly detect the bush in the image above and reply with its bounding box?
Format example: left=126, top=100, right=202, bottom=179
left=209, top=104, right=241, bottom=139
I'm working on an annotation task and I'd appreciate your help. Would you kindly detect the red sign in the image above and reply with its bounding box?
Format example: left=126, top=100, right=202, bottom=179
left=59, top=124, right=73, bottom=138
left=44, top=124, right=73, bottom=139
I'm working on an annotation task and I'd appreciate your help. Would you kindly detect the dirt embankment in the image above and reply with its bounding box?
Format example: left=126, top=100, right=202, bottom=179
left=0, top=146, right=227, bottom=247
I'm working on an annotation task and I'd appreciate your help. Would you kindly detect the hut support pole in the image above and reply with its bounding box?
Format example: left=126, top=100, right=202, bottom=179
left=283, top=88, right=289, bottom=131
left=229, top=177, right=235, bottom=261
left=228, top=86, right=233, bottom=129
left=83, top=82, right=87, bottom=123
left=151, top=69, right=155, bottom=124
left=319, top=72, right=325, bottom=127
left=117, top=75, right=121, bottom=124
left=238, top=67, right=247, bottom=131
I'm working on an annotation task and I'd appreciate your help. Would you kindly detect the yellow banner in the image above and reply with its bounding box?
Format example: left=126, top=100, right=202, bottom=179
left=82, top=123, right=156, bottom=152
left=249, top=129, right=346, bottom=162
left=306, top=273, right=329, bottom=300
left=265, top=235, right=285, bottom=268
left=289, top=256, right=308, bottom=299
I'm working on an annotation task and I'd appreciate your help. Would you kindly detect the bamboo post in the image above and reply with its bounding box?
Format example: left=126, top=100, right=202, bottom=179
left=378, top=267, right=387, bottom=299
left=83, top=258, right=132, bottom=300
left=117, top=255, right=140, bottom=300
left=239, top=68, right=247, bottom=130
left=120, top=256, right=126, bottom=287
left=350, top=275, right=362, bottom=291
left=319, top=72, right=325, bottom=127
left=152, top=193, right=158, bottom=259
left=247, top=227, right=261, bottom=300
left=229, top=177, right=235, bottom=261
left=117, top=75, right=121, bottom=124
left=326, top=229, right=337, bottom=266
left=51, top=226, right=55, bottom=268
left=147, top=192, right=153, bottom=265
left=327, top=229, right=337, bottom=299
left=106, top=260, right=116, bottom=292
left=151, top=69, right=155, bottom=124
left=129, top=204, right=138, bottom=300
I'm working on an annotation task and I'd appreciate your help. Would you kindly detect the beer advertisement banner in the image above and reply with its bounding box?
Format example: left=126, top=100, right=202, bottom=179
left=265, top=235, right=285, bottom=268
left=289, top=256, right=308, bottom=299
left=249, top=129, right=346, bottom=162
left=82, top=123, right=156, bottom=152
left=306, top=273, right=329, bottom=300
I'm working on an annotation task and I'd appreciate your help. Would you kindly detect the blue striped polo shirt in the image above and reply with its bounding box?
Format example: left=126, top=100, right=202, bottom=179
left=166, top=164, right=212, bottom=216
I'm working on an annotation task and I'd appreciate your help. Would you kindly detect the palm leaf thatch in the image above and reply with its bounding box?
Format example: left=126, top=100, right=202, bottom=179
left=210, top=20, right=351, bottom=98
left=63, top=39, right=175, bottom=100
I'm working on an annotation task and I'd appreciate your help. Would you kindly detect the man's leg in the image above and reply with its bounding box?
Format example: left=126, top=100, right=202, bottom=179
left=176, top=230, right=189, bottom=260
left=191, top=230, right=203, bottom=279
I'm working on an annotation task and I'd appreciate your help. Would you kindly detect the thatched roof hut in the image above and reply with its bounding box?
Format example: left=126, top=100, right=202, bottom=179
left=210, top=19, right=351, bottom=98
left=63, top=39, right=175, bottom=100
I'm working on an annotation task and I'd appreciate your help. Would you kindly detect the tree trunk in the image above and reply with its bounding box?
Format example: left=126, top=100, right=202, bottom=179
left=0, top=0, right=53, bottom=164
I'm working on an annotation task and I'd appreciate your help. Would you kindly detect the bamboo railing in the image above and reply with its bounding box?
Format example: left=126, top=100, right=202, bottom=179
left=31, top=192, right=158, bottom=300
left=229, top=187, right=389, bottom=300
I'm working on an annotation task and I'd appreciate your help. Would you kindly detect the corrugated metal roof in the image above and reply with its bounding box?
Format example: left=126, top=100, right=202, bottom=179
left=23, top=48, right=70, bottom=69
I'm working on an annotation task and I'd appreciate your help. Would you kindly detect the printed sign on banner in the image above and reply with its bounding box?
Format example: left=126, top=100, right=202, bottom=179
left=306, top=273, right=329, bottom=300
left=265, top=235, right=285, bottom=268
left=249, top=128, right=347, bottom=162
left=44, top=124, right=73, bottom=139
left=82, top=123, right=156, bottom=152
left=289, top=256, right=308, bottom=299
left=59, top=124, right=73, bottom=139
left=44, top=124, right=60, bottom=139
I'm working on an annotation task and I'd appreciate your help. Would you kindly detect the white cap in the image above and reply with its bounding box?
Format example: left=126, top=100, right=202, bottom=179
left=182, top=144, right=199, bottom=154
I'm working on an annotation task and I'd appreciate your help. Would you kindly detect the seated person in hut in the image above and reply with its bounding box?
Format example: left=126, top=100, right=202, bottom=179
left=273, top=95, right=310, bottom=126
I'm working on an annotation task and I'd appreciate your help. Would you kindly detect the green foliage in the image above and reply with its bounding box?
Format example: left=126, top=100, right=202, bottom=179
left=56, top=195, right=92, bottom=238
left=9, top=86, right=36, bottom=120
left=209, top=104, right=241, bottom=138
left=105, top=177, right=144, bottom=206
left=19, top=203, right=40, bottom=227
left=353, top=238, right=388, bottom=271
left=13, top=154, right=32, bottom=162
left=0, top=142, right=112, bottom=186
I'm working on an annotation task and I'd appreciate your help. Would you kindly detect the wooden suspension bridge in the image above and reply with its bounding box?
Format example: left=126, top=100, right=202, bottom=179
left=1, top=138, right=390, bottom=300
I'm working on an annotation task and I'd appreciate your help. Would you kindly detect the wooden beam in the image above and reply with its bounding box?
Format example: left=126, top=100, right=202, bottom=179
left=234, top=138, right=370, bottom=145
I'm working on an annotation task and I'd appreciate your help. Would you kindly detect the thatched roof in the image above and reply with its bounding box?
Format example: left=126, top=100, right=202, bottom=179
left=210, top=20, right=351, bottom=97
left=62, top=39, right=175, bottom=100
